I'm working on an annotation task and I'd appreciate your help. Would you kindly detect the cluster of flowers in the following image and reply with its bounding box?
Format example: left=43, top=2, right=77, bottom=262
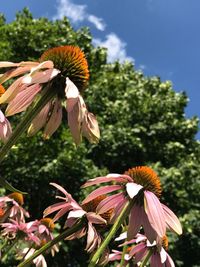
left=0, top=45, right=182, bottom=266
left=0, top=191, right=58, bottom=266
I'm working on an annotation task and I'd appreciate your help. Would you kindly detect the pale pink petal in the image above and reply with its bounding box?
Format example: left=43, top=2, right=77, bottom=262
left=127, top=205, right=142, bottom=240
left=129, top=243, right=146, bottom=256
left=30, top=61, right=54, bottom=75
left=96, top=192, right=125, bottom=214
left=144, top=191, right=166, bottom=238
left=86, top=212, right=106, bottom=225
left=0, top=76, right=24, bottom=104
left=67, top=209, right=86, bottom=219
left=162, top=204, right=182, bottom=235
left=43, top=98, right=62, bottom=139
left=160, top=247, right=167, bottom=263
left=86, top=222, right=95, bottom=251
left=22, top=69, right=60, bottom=84
left=82, top=111, right=100, bottom=143
left=108, top=250, right=122, bottom=261
left=126, top=182, right=143, bottom=199
left=6, top=84, right=42, bottom=116
left=65, top=77, right=79, bottom=100
left=0, top=62, right=19, bottom=68
left=27, top=102, right=51, bottom=136
left=19, top=62, right=39, bottom=67
left=82, top=185, right=123, bottom=205
left=82, top=174, right=131, bottom=188
left=0, top=110, right=12, bottom=142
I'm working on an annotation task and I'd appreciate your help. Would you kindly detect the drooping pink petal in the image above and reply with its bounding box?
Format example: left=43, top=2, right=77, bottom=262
left=129, top=242, right=146, bottom=256
left=82, top=174, right=131, bottom=188
left=65, top=77, right=79, bottom=102
left=144, top=191, right=166, bottom=238
left=67, top=97, right=82, bottom=145
left=22, top=69, right=60, bottom=84
left=43, top=98, right=62, bottom=139
left=82, top=185, right=123, bottom=205
left=0, top=110, right=12, bottom=142
left=142, top=209, right=158, bottom=243
left=82, top=111, right=100, bottom=143
left=29, top=61, right=54, bottom=75
left=96, top=192, right=125, bottom=214
left=127, top=205, right=142, bottom=240
left=27, top=102, right=51, bottom=136
left=108, top=250, right=122, bottom=261
left=110, top=198, right=127, bottom=224
left=0, top=76, right=24, bottom=104
left=52, top=205, right=73, bottom=222
left=162, top=204, right=182, bottom=235
left=165, top=253, right=175, bottom=267
left=6, top=84, right=42, bottom=116
left=86, top=212, right=106, bottom=225
left=126, top=182, right=143, bottom=199
left=67, top=209, right=86, bottom=219
left=86, top=222, right=95, bottom=251
left=0, top=62, right=19, bottom=68
left=150, top=252, right=163, bottom=267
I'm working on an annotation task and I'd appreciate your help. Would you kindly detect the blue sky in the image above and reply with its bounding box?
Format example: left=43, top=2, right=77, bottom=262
left=1, top=0, right=200, bottom=135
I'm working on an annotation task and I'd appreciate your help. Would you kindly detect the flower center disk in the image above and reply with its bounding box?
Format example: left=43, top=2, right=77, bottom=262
left=40, top=46, right=89, bottom=93
left=125, top=166, right=162, bottom=197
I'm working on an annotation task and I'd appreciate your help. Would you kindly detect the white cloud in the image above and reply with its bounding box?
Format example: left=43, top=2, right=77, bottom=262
left=88, top=15, right=106, bottom=31
left=93, top=33, right=134, bottom=63
left=53, top=0, right=106, bottom=31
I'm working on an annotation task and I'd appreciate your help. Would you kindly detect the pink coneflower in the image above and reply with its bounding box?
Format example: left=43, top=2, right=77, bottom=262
left=1, top=219, right=40, bottom=244
left=43, top=183, right=106, bottom=253
left=37, top=218, right=59, bottom=256
left=0, top=46, right=100, bottom=144
left=0, top=192, right=29, bottom=223
left=82, top=166, right=182, bottom=243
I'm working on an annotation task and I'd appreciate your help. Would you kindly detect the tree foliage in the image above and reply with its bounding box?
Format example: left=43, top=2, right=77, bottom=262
left=0, top=8, right=199, bottom=266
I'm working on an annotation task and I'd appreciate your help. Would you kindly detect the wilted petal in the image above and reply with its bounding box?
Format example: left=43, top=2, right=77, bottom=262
left=68, top=209, right=86, bottom=219
left=0, top=62, right=19, bottom=68
left=0, top=66, right=35, bottom=84
left=160, top=247, right=167, bottom=263
left=82, top=185, right=123, bottom=205
left=110, top=198, right=127, bottom=224
left=0, top=76, right=24, bottom=104
left=82, top=111, right=100, bottom=143
left=162, top=204, right=182, bottom=235
left=144, top=191, right=166, bottom=238
left=43, top=202, right=71, bottom=217
left=126, top=182, right=143, bottom=199
left=43, top=98, right=62, bottom=139
left=142, top=209, right=158, bottom=243
left=86, top=222, right=95, bottom=251
left=27, top=102, right=51, bottom=136
left=6, top=84, right=42, bottom=116
left=22, top=68, right=60, bottom=84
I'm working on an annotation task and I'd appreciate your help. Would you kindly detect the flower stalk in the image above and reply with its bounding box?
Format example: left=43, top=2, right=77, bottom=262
left=17, top=218, right=84, bottom=267
left=140, top=249, right=153, bottom=267
left=88, top=199, right=135, bottom=267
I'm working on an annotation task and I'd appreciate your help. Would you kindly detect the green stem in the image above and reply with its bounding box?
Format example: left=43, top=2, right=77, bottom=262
left=120, top=244, right=128, bottom=267
left=88, top=199, right=134, bottom=267
left=0, top=85, right=56, bottom=163
left=17, top=219, right=84, bottom=267
left=140, top=249, right=153, bottom=267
